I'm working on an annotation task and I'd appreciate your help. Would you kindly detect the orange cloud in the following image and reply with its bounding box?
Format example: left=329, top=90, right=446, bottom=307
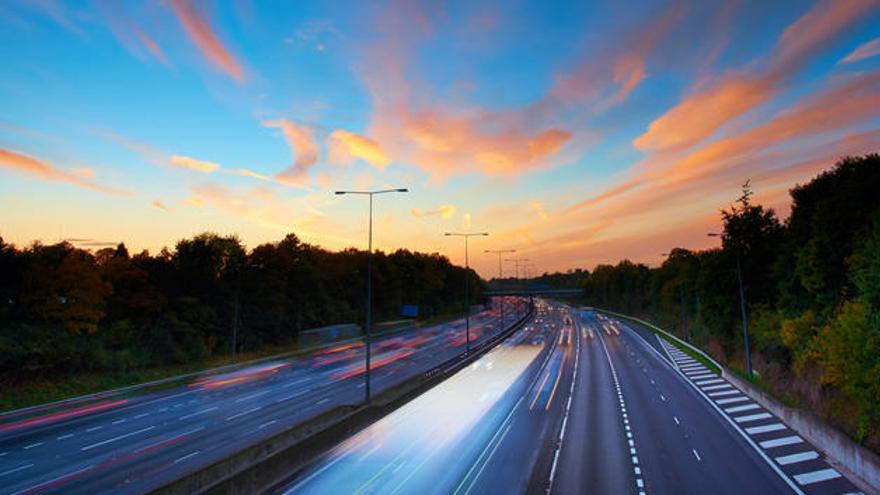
left=842, top=37, right=880, bottom=63
left=411, top=204, right=456, bottom=219
left=223, top=168, right=270, bottom=181
left=634, top=0, right=877, bottom=153
left=262, top=118, right=319, bottom=186
left=0, top=148, right=121, bottom=194
left=169, top=154, right=220, bottom=173
left=169, top=0, right=245, bottom=82
left=151, top=200, right=167, bottom=210
left=329, top=130, right=391, bottom=169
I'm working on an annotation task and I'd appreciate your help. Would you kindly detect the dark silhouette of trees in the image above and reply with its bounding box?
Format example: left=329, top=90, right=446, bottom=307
left=0, top=232, right=485, bottom=386
left=527, top=154, right=880, bottom=448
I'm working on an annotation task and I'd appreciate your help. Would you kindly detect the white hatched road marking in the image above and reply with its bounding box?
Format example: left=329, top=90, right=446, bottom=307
left=760, top=436, right=803, bottom=449
left=746, top=423, right=787, bottom=435
left=775, top=451, right=819, bottom=465
left=793, top=468, right=840, bottom=485
left=703, top=384, right=733, bottom=391
left=725, top=403, right=759, bottom=413
left=734, top=412, right=772, bottom=423
left=716, top=396, right=749, bottom=405
left=709, top=389, right=740, bottom=397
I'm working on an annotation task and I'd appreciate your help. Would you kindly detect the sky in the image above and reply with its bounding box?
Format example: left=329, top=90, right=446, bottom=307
left=1, top=0, right=879, bottom=278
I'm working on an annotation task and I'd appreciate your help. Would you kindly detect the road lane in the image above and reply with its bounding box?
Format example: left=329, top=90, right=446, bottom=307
left=281, top=301, right=565, bottom=495
left=0, top=299, right=529, bottom=495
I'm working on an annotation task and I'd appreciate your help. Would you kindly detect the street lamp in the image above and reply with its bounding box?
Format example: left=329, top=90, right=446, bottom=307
left=485, top=248, right=515, bottom=333
left=336, top=188, right=408, bottom=403
left=504, top=257, right=530, bottom=285
left=708, top=232, right=752, bottom=378
left=445, top=231, right=489, bottom=355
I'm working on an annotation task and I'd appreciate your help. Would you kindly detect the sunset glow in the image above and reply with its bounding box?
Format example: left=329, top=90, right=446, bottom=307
left=2, top=1, right=879, bottom=276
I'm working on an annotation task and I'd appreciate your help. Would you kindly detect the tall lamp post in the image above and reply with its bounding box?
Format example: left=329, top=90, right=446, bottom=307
left=485, top=248, right=515, bottom=333
left=335, top=188, right=408, bottom=403
left=708, top=232, right=752, bottom=378
left=505, top=258, right=530, bottom=316
left=445, top=231, right=489, bottom=355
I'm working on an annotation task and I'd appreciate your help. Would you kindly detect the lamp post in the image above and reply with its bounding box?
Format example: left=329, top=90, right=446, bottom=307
left=485, top=248, right=515, bottom=333
left=505, top=257, right=530, bottom=288
left=708, top=232, right=752, bottom=378
left=335, top=188, right=408, bottom=403
left=445, top=232, right=489, bottom=355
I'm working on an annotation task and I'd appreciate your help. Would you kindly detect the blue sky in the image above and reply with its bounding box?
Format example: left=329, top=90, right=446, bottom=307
left=1, top=0, right=879, bottom=276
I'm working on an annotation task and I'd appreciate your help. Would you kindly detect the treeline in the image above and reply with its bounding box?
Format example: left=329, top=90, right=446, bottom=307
left=0, top=233, right=484, bottom=384
left=573, top=154, right=880, bottom=448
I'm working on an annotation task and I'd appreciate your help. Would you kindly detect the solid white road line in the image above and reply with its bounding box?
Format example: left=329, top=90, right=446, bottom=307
left=179, top=406, right=219, bottom=420
left=225, top=406, right=262, bottom=421
left=174, top=450, right=200, bottom=464
left=734, top=412, right=773, bottom=423
left=81, top=425, right=156, bottom=451
left=760, top=436, right=803, bottom=449
left=716, top=396, right=749, bottom=405
left=775, top=451, right=819, bottom=465
left=793, top=468, right=840, bottom=485
left=746, top=423, right=786, bottom=435
left=0, top=464, right=34, bottom=477
left=620, top=325, right=805, bottom=495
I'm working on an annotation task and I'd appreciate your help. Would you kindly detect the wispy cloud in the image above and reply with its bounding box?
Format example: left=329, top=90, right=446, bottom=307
left=262, top=118, right=319, bottom=186
left=169, top=0, right=245, bottom=82
left=151, top=200, right=167, bottom=210
left=411, top=204, right=456, bottom=219
left=222, top=168, right=270, bottom=181
left=0, top=148, right=124, bottom=194
left=329, top=130, right=391, bottom=169
left=169, top=154, right=220, bottom=173
left=842, top=37, right=880, bottom=63
left=633, top=0, right=877, bottom=153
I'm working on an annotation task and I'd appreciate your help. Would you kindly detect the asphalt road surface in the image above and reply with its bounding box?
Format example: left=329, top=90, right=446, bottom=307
left=0, top=299, right=528, bottom=495
left=281, top=302, right=864, bottom=495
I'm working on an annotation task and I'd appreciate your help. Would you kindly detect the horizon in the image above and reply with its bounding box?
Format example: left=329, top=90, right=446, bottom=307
left=2, top=1, right=880, bottom=277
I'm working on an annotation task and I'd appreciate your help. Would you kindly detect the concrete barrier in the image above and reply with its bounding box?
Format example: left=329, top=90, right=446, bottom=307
left=724, top=371, right=880, bottom=494
left=149, top=307, right=535, bottom=495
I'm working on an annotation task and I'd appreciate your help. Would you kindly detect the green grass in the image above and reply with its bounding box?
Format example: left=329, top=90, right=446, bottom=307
left=727, top=365, right=802, bottom=409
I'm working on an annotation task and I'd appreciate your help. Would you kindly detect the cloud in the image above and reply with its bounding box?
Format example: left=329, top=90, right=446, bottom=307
left=842, top=37, right=880, bottom=63
left=98, top=2, right=169, bottom=66
left=262, top=118, right=319, bottom=186
left=329, top=130, right=391, bottom=169
left=169, top=0, right=245, bottom=82
left=529, top=200, right=548, bottom=220
left=633, top=0, right=877, bottom=153
left=151, top=200, right=167, bottom=210
left=169, top=154, right=220, bottom=173
left=222, top=168, right=270, bottom=181
left=411, top=204, right=456, bottom=218
left=463, top=212, right=472, bottom=229
left=0, top=148, right=123, bottom=194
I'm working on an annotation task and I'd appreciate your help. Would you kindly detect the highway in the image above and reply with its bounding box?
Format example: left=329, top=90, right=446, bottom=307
left=0, top=299, right=528, bottom=495
left=281, top=302, right=864, bottom=495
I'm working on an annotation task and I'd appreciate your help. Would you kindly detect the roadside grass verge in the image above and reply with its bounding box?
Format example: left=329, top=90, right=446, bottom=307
left=594, top=309, right=722, bottom=375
